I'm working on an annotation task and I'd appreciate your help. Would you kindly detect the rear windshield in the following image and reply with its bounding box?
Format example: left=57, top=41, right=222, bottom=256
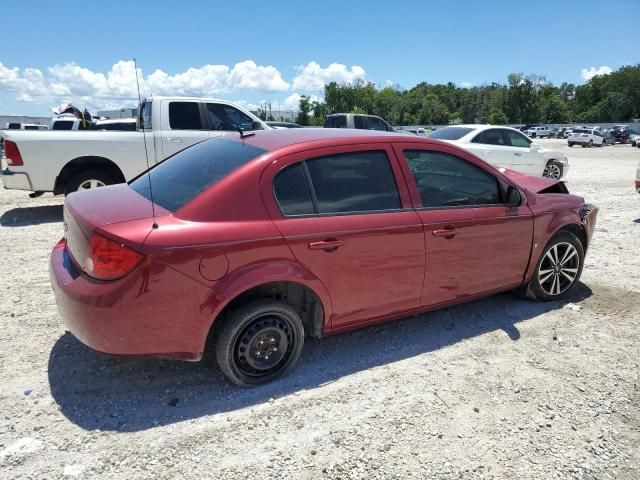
left=130, top=138, right=267, bottom=212
left=427, top=127, right=475, bottom=140
left=572, top=129, right=588, bottom=134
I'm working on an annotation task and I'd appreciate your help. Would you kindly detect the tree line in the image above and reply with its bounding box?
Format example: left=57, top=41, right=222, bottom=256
left=295, top=65, right=640, bottom=126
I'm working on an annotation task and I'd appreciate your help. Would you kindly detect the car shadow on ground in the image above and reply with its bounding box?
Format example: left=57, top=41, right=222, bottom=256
left=0, top=205, right=63, bottom=227
left=48, top=283, right=592, bottom=432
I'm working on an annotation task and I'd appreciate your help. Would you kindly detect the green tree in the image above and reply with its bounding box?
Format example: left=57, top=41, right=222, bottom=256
left=488, top=107, right=508, bottom=124
left=296, top=95, right=312, bottom=126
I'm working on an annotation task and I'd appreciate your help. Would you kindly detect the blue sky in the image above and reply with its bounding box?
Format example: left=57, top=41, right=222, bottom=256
left=1, top=0, right=638, bottom=116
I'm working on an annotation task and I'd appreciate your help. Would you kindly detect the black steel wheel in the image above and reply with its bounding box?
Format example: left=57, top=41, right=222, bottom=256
left=215, top=300, right=304, bottom=387
left=528, top=231, right=584, bottom=301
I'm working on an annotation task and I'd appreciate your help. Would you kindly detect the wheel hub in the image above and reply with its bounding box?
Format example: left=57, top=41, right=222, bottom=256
left=538, top=242, right=579, bottom=296
left=235, top=316, right=291, bottom=374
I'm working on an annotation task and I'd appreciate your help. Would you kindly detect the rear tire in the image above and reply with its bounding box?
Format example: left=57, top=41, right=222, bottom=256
left=64, top=170, right=115, bottom=195
left=588, top=139, right=593, bottom=148
left=527, top=231, right=585, bottom=302
left=568, top=142, right=574, bottom=147
left=214, top=300, right=305, bottom=387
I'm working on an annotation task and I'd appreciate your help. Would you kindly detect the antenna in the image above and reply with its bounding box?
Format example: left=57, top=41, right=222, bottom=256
left=133, top=58, right=158, bottom=229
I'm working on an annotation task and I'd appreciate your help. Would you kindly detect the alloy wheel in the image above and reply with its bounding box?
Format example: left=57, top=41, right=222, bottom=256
left=537, top=242, right=580, bottom=296
left=543, top=162, right=562, bottom=179
left=78, top=179, right=106, bottom=191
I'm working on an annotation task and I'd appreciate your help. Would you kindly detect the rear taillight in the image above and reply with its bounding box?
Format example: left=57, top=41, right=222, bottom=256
left=84, top=233, right=143, bottom=280
left=4, top=141, right=23, bottom=166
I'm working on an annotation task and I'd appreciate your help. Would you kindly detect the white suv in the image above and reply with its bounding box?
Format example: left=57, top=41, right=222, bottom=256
left=567, top=128, right=605, bottom=148
left=525, top=126, right=551, bottom=138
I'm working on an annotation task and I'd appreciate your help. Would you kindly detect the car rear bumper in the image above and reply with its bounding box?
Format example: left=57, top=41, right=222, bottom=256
left=49, top=241, right=210, bottom=360
left=1, top=168, right=33, bottom=191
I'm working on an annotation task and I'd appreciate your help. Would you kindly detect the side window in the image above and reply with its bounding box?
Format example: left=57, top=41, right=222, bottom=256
left=329, top=116, right=347, bottom=128
left=305, top=151, right=401, bottom=214
left=505, top=130, right=531, bottom=148
left=52, top=121, right=74, bottom=130
left=403, top=150, right=501, bottom=208
left=273, top=163, right=315, bottom=216
left=206, top=103, right=254, bottom=131
left=354, top=116, right=366, bottom=129
left=168, top=102, right=203, bottom=130
left=367, top=117, right=389, bottom=131
left=472, top=129, right=507, bottom=146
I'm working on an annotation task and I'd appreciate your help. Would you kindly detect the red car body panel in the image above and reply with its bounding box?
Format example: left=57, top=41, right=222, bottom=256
left=49, top=129, right=598, bottom=360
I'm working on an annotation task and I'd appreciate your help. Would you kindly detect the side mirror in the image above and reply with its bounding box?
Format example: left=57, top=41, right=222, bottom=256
left=252, top=121, right=265, bottom=131
left=505, top=186, right=522, bottom=207
left=530, top=142, right=541, bottom=152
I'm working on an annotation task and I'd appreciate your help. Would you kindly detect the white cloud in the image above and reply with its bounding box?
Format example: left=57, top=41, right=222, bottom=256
left=460, top=81, right=473, bottom=88
left=580, top=66, right=612, bottom=82
left=292, top=61, right=366, bottom=90
left=0, top=59, right=291, bottom=109
left=281, top=92, right=321, bottom=111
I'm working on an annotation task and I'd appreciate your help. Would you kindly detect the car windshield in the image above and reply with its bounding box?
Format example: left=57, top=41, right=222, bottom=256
left=426, top=127, right=475, bottom=140
left=130, top=138, right=267, bottom=212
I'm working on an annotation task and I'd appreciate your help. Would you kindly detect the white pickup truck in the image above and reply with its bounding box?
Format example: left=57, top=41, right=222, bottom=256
left=1, top=96, right=268, bottom=196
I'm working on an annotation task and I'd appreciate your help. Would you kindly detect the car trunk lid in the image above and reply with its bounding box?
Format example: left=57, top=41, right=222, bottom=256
left=63, top=184, right=169, bottom=273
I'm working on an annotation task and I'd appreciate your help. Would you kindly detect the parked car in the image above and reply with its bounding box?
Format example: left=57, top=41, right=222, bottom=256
left=518, top=124, right=542, bottom=133
left=602, top=131, right=616, bottom=145
left=427, top=125, right=569, bottom=179
left=629, top=132, right=640, bottom=147
left=266, top=121, right=303, bottom=129
left=567, top=128, right=606, bottom=147
left=553, top=127, right=573, bottom=139
left=1, top=96, right=269, bottom=196
left=610, top=126, right=640, bottom=144
left=49, top=128, right=598, bottom=386
left=324, top=113, right=397, bottom=132
left=50, top=114, right=93, bottom=131
left=524, top=126, right=552, bottom=138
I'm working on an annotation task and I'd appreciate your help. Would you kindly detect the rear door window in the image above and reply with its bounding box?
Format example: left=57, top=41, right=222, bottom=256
left=168, top=102, right=203, bottom=130
left=403, top=150, right=501, bottom=208
left=367, top=117, right=390, bottom=131
left=305, top=151, right=401, bottom=214
left=504, top=129, right=531, bottom=147
left=472, top=129, right=507, bottom=146
left=273, top=163, right=315, bottom=216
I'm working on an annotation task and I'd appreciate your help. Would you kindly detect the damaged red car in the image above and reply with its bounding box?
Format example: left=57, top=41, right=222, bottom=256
left=50, top=129, right=598, bottom=386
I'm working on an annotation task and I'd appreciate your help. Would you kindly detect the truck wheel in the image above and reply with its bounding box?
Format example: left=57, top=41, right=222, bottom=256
left=64, top=170, right=115, bottom=195
left=215, top=300, right=305, bottom=387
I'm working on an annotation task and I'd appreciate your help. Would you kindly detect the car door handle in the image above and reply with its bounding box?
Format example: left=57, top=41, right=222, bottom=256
left=513, top=152, right=522, bottom=156
left=308, top=239, right=345, bottom=251
left=432, top=228, right=459, bottom=238
left=166, top=138, right=183, bottom=143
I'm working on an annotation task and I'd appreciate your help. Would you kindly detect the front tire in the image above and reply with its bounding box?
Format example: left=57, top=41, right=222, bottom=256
left=543, top=160, right=563, bottom=179
left=528, top=231, right=585, bottom=301
left=215, top=300, right=305, bottom=387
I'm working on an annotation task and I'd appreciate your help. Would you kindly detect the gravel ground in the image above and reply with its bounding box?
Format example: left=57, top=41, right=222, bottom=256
left=0, top=139, right=639, bottom=479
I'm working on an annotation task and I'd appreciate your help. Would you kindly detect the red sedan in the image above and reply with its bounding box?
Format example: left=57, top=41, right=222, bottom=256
left=50, top=129, right=598, bottom=386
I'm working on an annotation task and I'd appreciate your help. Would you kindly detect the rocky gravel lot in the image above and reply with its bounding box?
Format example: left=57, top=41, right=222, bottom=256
left=0, top=139, right=639, bottom=479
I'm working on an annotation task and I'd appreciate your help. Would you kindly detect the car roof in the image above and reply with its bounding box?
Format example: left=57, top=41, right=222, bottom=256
left=222, top=127, right=423, bottom=153
left=442, top=124, right=522, bottom=133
